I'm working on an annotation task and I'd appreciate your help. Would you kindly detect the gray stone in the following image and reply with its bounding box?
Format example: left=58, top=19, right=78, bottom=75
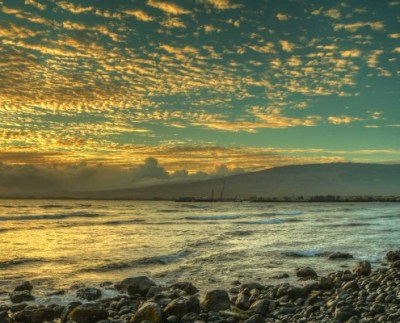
left=333, top=302, right=360, bottom=322
left=249, top=299, right=270, bottom=316
left=10, top=291, right=34, bottom=303
left=119, top=276, right=156, bottom=296
left=164, top=296, right=200, bottom=319
left=201, top=290, right=231, bottom=311
left=328, top=252, right=353, bottom=260
left=245, top=314, right=265, bottom=323
left=296, top=267, right=317, bottom=279
left=130, top=302, right=164, bottom=323
left=353, top=261, right=371, bottom=276
left=68, top=304, right=108, bottom=323
left=76, top=287, right=102, bottom=301
left=14, top=282, right=33, bottom=292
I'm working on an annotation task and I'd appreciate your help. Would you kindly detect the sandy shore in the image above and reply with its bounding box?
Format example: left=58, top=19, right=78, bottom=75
left=1, top=251, right=400, bottom=323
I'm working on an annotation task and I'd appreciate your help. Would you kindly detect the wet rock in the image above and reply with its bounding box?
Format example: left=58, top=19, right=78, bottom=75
left=241, top=282, right=264, bottom=290
left=353, top=261, right=371, bottom=276
left=272, top=273, right=289, bottom=279
left=386, top=250, right=400, bottom=262
left=164, top=296, right=200, bottom=319
left=60, top=302, right=82, bottom=323
left=333, top=302, right=360, bottom=322
left=68, top=304, right=108, bottom=323
left=390, top=260, right=400, bottom=268
left=130, top=302, right=164, bottom=323
left=46, top=290, right=65, bottom=296
left=249, top=299, right=270, bottom=316
left=245, top=314, right=265, bottom=323
left=0, top=311, right=11, bottom=323
left=10, top=303, right=28, bottom=313
left=342, top=280, right=359, bottom=291
left=370, top=303, right=385, bottom=315
left=169, top=282, right=199, bottom=295
left=328, top=252, right=353, bottom=260
left=201, top=290, right=231, bottom=311
left=287, top=286, right=307, bottom=301
left=10, top=291, right=34, bottom=303
left=235, top=289, right=250, bottom=310
left=14, top=282, right=33, bottom=292
left=119, top=276, right=156, bottom=296
left=76, top=287, right=102, bottom=301
left=296, top=267, right=317, bottom=279
left=181, top=312, right=199, bottom=322
left=317, top=276, right=334, bottom=290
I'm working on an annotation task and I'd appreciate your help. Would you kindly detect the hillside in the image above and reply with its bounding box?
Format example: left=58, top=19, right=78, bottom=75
left=57, top=163, right=400, bottom=200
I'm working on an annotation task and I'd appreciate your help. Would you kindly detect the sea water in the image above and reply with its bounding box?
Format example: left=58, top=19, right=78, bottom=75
left=0, top=200, right=399, bottom=304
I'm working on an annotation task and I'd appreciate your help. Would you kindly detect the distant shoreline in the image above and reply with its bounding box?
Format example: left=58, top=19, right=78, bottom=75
left=0, top=196, right=399, bottom=202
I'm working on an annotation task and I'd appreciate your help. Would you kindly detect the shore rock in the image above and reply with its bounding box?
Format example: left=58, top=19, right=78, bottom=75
left=14, top=282, right=33, bottom=292
left=353, top=261, right=371, bottom=276
left=169, top=282, right=198, bottom=295
left=201, top=290, right=231, bottom=311
left=68, top=304, right=108, bottom=323
left=328, top=252, right=354, bottom=260
left=0, top=311, right=11, bottom=323
left=76, top=287, right=102, bottom=301
left=390, top=260, right=400, bottom=268
left=249, top=299, right=270, bottom=316
left=130, top=302, right=164, bottom=323
left=164, top=296, right=200, bottom=318
left=119, top=276, right=156, bottom=296
left=386, top=250, right=400, bottom=262
left=333, top=301, right=360, bottom=322
left=10, top=291, right=34, bottom=303
left=296, top=267, right=317, bottom=279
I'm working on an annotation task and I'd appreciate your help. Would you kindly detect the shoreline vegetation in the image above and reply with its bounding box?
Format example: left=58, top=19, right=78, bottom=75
left=1, top=251, right=400, bottom=322
left=0, top=195, right=399, bottom=202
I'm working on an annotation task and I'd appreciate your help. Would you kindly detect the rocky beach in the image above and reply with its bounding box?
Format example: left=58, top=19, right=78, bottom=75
left=1, top=250, right=400, bottom=323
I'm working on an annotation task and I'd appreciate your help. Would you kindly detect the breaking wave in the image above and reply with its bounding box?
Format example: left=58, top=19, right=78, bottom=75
left=82, top=250, right=192, bottom=272
left=0, top=212, right=103, bottom=221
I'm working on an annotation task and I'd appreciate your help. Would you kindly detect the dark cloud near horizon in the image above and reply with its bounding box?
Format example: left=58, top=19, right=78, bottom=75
left=0, top=158, right=244, bottom=196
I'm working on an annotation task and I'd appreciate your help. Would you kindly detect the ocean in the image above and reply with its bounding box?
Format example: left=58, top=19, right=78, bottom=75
left=0, top=199, right=399, bottom=305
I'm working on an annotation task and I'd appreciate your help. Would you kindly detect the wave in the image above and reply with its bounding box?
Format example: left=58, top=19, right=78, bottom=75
left=0, top=212, right=102, bottom=221
left=179, top=204, right=208, bottom=209
left=82, top=250, right=192, bottom=272
left=185, top=215, right=240, bottom=221
left=227, top=230, right=254, bottom=236
left=157, top=209, right=182, bottom=213
left=259, top=211, right=303, bottom=216
left=282, top=250, right=331, bottom=258
left=102, top=219, right=146, bottom=225
left=238, top=219, right=285, bottom=225
left=0, top=258, right=46, bottom=269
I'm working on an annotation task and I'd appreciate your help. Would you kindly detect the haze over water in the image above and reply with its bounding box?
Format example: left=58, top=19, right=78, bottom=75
left=1, top=199, right=399, bottom=305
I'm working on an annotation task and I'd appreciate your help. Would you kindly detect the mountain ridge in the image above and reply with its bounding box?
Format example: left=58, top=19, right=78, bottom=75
left=52, top=162, right=400, bottom=200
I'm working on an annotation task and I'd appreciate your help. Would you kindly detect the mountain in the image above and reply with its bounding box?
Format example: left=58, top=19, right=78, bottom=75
left=56, top=163, right=400, bottom=200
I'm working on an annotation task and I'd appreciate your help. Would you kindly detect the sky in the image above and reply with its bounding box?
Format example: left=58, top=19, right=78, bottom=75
left=0, top=0, right=399, bottom=194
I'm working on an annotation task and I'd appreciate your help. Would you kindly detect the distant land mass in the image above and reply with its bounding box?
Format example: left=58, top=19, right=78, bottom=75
left=50, top=163, right=400, bottom=200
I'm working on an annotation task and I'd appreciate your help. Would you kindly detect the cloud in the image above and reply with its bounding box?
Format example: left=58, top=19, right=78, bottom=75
left=327, top=115, right=363, bottom=125
left=334, top=21, right=385, bottom=32
left=160, top=17, right=186, bottom=28
left=55, top=1, right=94, bottom=14
left=24, top=0, right=47, bottom=10
left=147, top=0, right=191, bottom=15
left=325, top=8, right=341, bottom=19
left=341, top=49, right=362, bottom=57
left=276, top=13, right=289, bottom=21
left=199, top=0, right=242, bottom=10
left=124, top=10, right=154, bottom=22
left=279, top=40, right=295, bottom=52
